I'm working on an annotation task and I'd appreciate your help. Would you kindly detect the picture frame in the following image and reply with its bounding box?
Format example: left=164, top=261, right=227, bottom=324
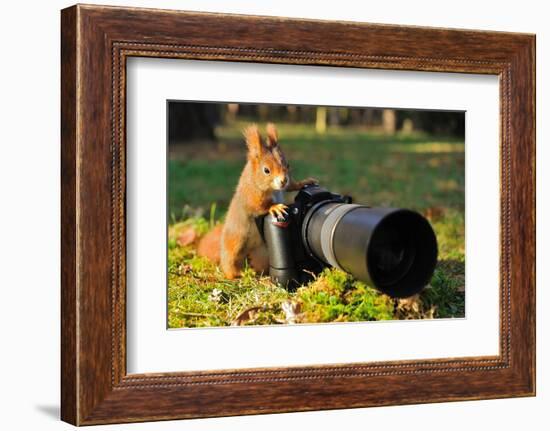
left=60, top=4, right=535, bottom=425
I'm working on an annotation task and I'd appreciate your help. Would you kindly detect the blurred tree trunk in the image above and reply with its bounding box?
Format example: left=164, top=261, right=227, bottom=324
left=225, top=103, right=239, bottom=122
left=401, top=118, right=415, bottom=134
left=339, top=108, right=349, bottom=125
left=168, top=102, right=218, bottom=144
left=362, top=109, right=374, bottom=126
left=287, top=105, right=298, bottom=122
left=316, top=106, right=327, bottom=134
left=328, top=108, right=339, bottom=126
left=258, top=105, right=270, bottom=121
left=351, top=108, right=362, bottom=125
left=382, top=109, right=397, bottom=134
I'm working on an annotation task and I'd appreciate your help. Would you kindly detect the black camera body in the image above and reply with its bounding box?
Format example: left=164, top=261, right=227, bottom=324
left=260, top=184, right=438, bottom=298
left=260, top=185, right=350, bottom=287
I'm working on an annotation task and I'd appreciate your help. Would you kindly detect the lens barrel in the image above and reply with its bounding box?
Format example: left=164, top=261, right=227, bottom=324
left=302, top=203, right=438, bottom=298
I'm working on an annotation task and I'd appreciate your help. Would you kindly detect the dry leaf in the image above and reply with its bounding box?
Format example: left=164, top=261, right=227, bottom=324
left=397, top=294, right=421, bottom=311
left=178, top=263, right=192, bottom=274
left=231, top=307, right=262, bottom=326
left=176, top=227, right=197, bottom=247
left=281, top=301, right=302, bottom=324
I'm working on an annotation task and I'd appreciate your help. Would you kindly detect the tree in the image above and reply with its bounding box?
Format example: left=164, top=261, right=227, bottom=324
left=382, top=109, right=397, bottom=134
left=315, top=106, right=327, bottom=133
left=168, top=102, right=219, bottom=144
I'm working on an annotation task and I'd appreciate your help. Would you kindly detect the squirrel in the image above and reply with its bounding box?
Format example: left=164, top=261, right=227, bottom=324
left=197, top=123, right=316, bottom=279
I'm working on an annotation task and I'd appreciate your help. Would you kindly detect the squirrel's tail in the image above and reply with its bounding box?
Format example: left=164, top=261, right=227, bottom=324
left=197, top=224, right=223, bottom=263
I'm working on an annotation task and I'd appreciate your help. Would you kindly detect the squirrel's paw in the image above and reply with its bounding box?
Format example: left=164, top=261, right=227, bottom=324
left=268, top=203, right=288, bottom=219
left=301, top=177, right=319, bottom=186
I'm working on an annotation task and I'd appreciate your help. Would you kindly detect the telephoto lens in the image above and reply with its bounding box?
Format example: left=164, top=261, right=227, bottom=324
left=302, top=202, right=438, bottom=298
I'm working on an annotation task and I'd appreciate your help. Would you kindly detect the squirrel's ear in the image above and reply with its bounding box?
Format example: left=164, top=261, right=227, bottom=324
left=243, top=124, right=263, bottom=158
left=266, top=123, right=278, bottom=148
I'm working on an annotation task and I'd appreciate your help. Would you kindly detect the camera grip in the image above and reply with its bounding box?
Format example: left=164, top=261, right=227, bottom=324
left=263, top=214, right=298, bottom=289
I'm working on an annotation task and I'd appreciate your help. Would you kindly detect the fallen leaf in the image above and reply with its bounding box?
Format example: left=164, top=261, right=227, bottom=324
left=397, top=294, right=420, bottom=309
left=176, top=227, right=197, bottom=247
left=281, top=301, right=302, bottom=324
left=231, top=307, right=262, bottom=326
left=178, top=263, right=192, bottom=274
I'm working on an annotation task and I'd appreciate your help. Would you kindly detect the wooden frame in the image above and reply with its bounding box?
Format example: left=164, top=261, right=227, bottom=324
left=61, top=4, right=535, bottom=425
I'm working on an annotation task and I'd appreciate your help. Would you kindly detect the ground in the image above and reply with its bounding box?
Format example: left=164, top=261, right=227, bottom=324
left=167, top=122, right=465, bottom=328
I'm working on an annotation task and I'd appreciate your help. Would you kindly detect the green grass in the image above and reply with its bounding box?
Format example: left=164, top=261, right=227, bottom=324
left=169, top=122, right=464, bottom=216
left=168, top=122, right=465, bottom=328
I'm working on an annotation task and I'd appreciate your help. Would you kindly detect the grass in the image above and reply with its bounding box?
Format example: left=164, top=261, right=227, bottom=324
left=168, top=122, right=465, bottom=328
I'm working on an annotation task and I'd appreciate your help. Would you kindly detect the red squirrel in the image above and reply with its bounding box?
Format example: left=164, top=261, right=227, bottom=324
left=197, top=123, right=316, bottom=279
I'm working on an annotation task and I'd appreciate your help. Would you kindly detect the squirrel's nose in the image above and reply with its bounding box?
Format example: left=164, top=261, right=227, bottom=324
left=280, top=176, right=288, bottom=187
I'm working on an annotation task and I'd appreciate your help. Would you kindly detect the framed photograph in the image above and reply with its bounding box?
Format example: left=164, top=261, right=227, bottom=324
left=61, top=4, right=535, bottom=425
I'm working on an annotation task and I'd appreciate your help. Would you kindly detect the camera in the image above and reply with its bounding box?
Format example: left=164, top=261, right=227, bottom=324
left=260, top=184, right=438, bottom=298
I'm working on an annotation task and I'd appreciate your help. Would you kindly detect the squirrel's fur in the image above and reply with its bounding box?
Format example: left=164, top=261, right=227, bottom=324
left=197, top=123, right=316, bottom=279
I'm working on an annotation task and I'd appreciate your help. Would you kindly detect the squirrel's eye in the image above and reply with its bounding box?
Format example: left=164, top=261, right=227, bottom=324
left=263, top=167, right=271, bottom=175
